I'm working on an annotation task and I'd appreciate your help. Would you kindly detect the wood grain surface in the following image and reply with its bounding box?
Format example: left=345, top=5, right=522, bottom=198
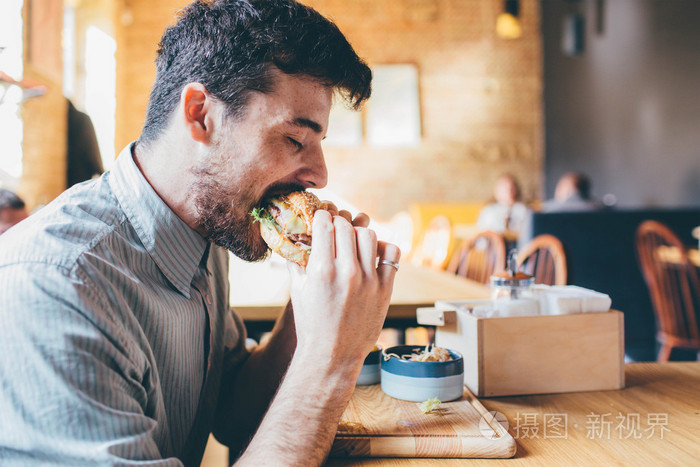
left=326, top=362, right=700, bottom=466
left=472, top=310, right=625, bottom=396
left=331, top=385, right=516, bottom=458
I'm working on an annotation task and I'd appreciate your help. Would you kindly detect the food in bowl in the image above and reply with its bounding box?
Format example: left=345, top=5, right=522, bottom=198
left=384, top=344, right=454, bottom=362
left=407, top=344, right=453, bottom=362
left=381, top=345, right=464, bottom=402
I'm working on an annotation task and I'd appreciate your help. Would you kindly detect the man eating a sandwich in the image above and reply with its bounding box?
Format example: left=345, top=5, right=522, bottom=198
left=0, top=1, right=400, bottom=466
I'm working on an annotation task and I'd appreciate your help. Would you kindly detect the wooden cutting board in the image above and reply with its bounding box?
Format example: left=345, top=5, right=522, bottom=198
left=331, top=385, right=516, bottom=458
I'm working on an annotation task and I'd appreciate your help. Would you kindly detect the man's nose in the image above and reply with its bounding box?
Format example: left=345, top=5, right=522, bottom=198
left=298, top=145, right=328, bottom=189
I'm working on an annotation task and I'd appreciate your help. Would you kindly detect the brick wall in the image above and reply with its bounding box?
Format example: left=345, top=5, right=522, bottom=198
left=114, top=0, right=543, bottom=220
left=19, top=71, right=67, bottom=210
left=115, top=0, right=184, bottom=152
left=20, top=0, right=67, bottom=210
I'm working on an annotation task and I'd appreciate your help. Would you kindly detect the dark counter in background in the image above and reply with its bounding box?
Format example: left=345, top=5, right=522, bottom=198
left=530, top=208, right=700, bottom=362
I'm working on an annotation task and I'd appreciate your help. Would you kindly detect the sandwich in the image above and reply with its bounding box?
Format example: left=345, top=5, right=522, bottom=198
left=251, top=191, right=329, bottom=267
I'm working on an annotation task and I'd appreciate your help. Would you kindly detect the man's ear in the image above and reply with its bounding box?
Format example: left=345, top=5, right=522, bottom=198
left=181, top=82, right=216, bottom=144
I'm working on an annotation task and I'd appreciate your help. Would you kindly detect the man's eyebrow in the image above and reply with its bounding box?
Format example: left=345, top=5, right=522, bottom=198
left=290, top=117, right=323, bottom=134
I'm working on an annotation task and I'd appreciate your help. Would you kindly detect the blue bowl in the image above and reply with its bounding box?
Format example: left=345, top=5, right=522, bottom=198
left=380, top=345, right=464, bottom=402
left=356, top=346, right=382, bottom=385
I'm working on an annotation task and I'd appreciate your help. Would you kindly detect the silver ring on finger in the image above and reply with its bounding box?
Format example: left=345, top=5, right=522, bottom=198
left=378, top=259, right=400, bottom=271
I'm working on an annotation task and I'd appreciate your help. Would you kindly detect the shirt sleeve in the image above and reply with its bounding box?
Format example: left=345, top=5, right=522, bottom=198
left=0, top=261, right=182, bottom=466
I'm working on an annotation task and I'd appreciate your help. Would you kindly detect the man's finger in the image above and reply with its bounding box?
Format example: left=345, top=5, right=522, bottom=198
left=356, top=227, right=378, bottom=277
left=333, top=215, right=358, bottom=261
left=338, top=209, right=353, bottom=223
left=376, top=241, right=401, bottom=283
left=351, top=212, right=370, bottom=228
left=309, top=210, right=335, bottom=266
left=323, top=201, right=339, bottom=217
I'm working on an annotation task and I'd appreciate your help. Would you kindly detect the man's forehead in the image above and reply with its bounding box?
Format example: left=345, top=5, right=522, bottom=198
left=219, top=70, right=332, bottom=138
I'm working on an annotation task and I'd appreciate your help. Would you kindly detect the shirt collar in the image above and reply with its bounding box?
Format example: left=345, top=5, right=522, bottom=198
left=110, top=143, right=209, bottom=298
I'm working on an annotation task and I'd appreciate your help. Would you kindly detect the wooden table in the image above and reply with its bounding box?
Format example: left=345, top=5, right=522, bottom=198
left=326, top=362, right=700, bottom=466
left=232, top=262, right=490, bottom=323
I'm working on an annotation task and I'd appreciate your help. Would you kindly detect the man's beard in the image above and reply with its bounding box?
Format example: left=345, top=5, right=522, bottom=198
left=190, top=171, right=270, bottom=263
left=189, top=140, right=304, bottom=262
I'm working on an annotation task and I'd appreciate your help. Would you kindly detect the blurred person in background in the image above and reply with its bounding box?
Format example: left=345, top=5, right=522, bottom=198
left=476, top=173, right=532, bottom=243
left=543, top=171, right=603, bottom=212
left=518, top=171, right=604, bottom=247
left=67, top=100, right=104, bottom=187
left=0, top=188, right=28, bottom=235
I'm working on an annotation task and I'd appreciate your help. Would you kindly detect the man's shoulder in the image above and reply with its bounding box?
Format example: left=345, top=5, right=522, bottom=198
left=0, top=175, right=128, bottom=270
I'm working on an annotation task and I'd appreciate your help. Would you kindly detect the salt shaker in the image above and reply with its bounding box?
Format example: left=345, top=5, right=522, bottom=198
left=490, top=250, right=539, bottom=317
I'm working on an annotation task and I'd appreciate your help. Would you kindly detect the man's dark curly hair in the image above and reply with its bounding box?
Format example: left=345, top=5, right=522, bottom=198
left=139, top=0, right=372, bottom=145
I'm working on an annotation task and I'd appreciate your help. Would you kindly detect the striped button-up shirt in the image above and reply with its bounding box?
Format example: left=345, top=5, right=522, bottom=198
left=0, top=144, right=249, bottom=466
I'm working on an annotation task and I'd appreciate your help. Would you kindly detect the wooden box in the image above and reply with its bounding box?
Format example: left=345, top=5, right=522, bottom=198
left=417, top=305, right=625, bottom=397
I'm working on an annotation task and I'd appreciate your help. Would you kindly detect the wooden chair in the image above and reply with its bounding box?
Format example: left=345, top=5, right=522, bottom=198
left=410, top=215, right=453, bottom=270
left=446, top=230, right=506, bottom=284
left=635, top=220, right=700, bottom=362
left=516, top=234, right=568, bottom=285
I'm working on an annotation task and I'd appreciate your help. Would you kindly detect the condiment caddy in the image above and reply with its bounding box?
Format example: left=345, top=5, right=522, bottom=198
left=416, top=257, right=624, bottom=397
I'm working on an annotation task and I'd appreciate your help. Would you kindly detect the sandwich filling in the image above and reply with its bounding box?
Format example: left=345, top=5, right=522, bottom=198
left=267, top=199, right=312, bottom=247
left=251, top=197, right=312, bottom=252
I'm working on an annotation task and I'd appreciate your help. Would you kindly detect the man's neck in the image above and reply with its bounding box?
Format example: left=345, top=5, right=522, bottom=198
left=132, top=139, right=204, bottom=235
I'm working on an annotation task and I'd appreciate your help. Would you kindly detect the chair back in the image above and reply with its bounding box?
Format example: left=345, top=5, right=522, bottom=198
left=635, top=220, right=700, bottom=361
left=410, top=215, right=453, bottom=270
left=446, top=230, right=506, bottom=284
left=516, top=234, right=568, bottom=285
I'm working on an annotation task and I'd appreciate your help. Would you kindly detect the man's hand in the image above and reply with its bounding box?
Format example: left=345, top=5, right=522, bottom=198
left=322, top=201, right=369, bottom=228
left=288, top=209, right=400, bottom=370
